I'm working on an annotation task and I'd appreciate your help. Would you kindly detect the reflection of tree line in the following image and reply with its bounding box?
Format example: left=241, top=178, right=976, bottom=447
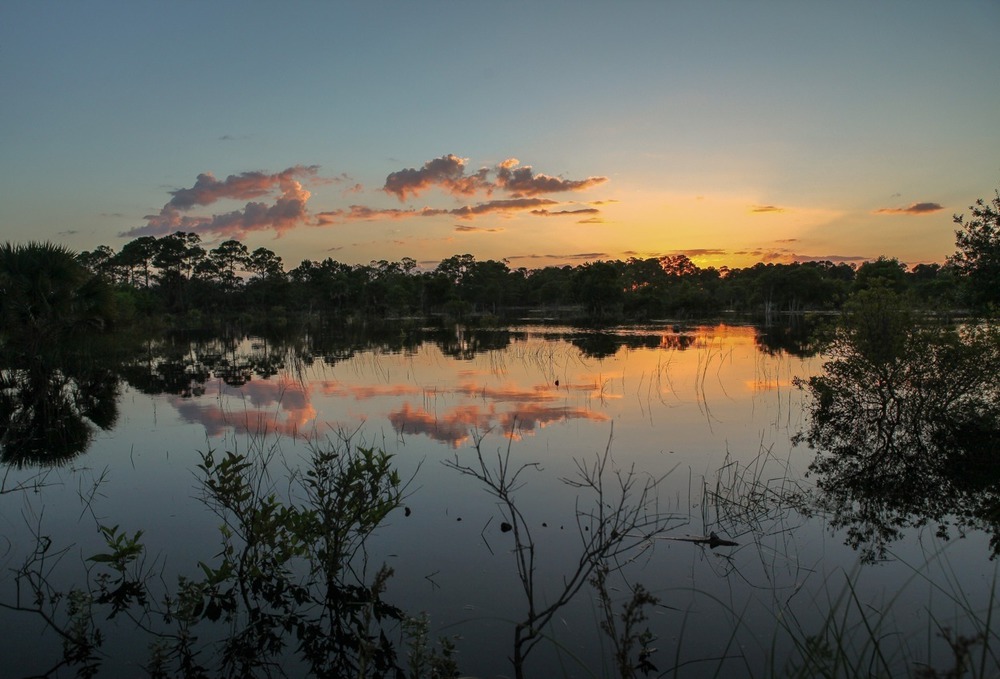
left=6, top=292, right=1000, bottom=566
left=796, top=289, right=1000, bottom=561
left=0, top=323, right=686, bottom=462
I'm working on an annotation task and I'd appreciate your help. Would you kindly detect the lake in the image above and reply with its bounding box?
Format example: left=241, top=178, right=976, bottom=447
left=1, top=320, right=997, bottom=678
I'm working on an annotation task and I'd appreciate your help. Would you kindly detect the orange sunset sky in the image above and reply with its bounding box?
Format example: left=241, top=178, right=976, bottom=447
left=2, top=2, right=998, bottom=271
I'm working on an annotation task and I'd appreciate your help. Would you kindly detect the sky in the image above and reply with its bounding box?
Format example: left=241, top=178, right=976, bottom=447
left=2, top=1, right=998, bottom=271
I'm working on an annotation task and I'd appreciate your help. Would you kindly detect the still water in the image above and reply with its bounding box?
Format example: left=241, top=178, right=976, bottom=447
left=1, top=322, right=996, bottom=677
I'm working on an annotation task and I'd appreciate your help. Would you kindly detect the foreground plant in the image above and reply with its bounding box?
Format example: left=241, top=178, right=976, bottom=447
left=445, top=423, right=678, bottom=679
left=1, top=433, right=460, bottom=678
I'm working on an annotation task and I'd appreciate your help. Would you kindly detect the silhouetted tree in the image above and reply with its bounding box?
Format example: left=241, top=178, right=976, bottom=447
left=949, top=189, right=1000, bottom=309
left=0, top=241, right=116, bottom=341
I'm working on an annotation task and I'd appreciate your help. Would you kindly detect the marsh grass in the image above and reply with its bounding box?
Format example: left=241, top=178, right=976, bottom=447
left=683, top=439, right=1000, bottom=679
left=772, top=550, right=1000, bottom=679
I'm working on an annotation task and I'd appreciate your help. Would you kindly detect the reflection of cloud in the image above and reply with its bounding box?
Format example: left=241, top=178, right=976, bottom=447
left=222, top=377, right=309, bottom=410
left=169, top=377, right=318, bottom=438
left=874, top=202, right=943, bottom=215
left=171, top=396, right=318, bottom=439
left=388, top=403, right=492, bottom=448
left=499, top=403, right=609, bottom=435
left=164, top=371, right=608, bottom=447
left=388, top=388, right=608, bottom=446
left=318, top=383, right=421, bottom=400
left=456, top=382, right=557, bottom=403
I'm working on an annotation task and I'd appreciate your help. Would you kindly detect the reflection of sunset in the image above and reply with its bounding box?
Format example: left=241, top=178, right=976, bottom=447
left=158, top=324, right=807, bottom=445
left=388, top=399, right=608, bottom=447
left=318, top=383, right=422, bottom=400
left=455, top=381, right=557, bottom=403
left=744, top=378, right=795, bottom=392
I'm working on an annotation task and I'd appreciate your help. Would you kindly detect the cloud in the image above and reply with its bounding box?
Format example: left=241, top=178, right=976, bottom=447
left=123, top=166, right=318, bottom=239
left=874, top=202, right=944, bottom=215
left=167, top=166, right=317, bottom=210
left=383, top=154, right=491, bottom=201
left=383, top=154, right=608, bottom=201
left=677, top=248, right=727, bottom=257
left=751, top=204, right=784, bottom=213
left=317, top=198, right=557, bottom=225
left=508, top=252, right=609, bottom=262
left=450, top=198, right=557, bottom=219
left=495, top=158, right=607, bottom=196
left=124, top=155, right=610, bottom=239
left=577, top=217, right=606, bottom=224
left=455, top=225, right=504, bottom=233
left=793, top=254, right=868, bottom=264
left=530, top=208, right=601, bottom=217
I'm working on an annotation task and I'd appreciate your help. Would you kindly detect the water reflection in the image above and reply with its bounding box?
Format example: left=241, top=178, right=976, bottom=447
left=797, top=300, right=1000, bottom=561
left=7, top=318, right=1000, bottom=676
left=0, top=343, right=121, bottom=466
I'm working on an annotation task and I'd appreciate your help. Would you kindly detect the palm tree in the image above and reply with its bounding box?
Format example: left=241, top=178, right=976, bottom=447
left=0, top=241, right=116, bottom=342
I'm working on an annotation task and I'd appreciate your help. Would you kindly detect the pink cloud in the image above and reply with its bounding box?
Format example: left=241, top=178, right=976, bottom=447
left=124, top=166, right=317, bottom=239
left=495, top=158, right=607, bottom=196
left=383, top=154, right=491, bottom=201
left=167, top=166, right=318, bottom=209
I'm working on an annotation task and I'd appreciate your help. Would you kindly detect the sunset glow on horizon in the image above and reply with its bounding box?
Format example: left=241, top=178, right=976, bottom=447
left=2, top=2, right=997, bottom=271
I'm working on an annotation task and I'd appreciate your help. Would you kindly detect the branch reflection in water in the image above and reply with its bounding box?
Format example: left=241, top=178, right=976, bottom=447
left=796, top=289, right=1000, bottom=561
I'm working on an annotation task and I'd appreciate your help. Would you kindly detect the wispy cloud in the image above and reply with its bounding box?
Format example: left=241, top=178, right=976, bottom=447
left=455, top=225, right=504, bottom=233
left=751, top=204, right=785, bottom=213
left=530, top=207, right=600, bottom=217
left=319, top=198, right=559, bottom=225
left=508, top=252, right=609, bottom=262
left=874, top=201, right=943, bottom=215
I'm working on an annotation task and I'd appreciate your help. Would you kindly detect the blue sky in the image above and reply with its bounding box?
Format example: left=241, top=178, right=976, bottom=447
left=2, top=1, right=998, bottom=270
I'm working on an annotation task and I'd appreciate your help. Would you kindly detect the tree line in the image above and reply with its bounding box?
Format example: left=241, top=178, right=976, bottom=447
left=3, top=189, right=996, bottom=328
left=71, top=239, right=961, bottom=324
